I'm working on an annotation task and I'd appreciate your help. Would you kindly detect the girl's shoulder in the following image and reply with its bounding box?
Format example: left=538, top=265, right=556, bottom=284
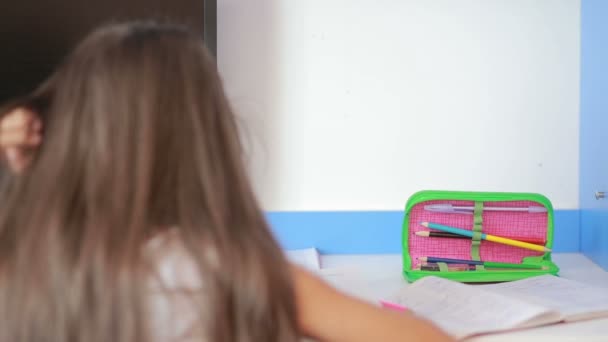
left=145, top=229, right=208, bottom=341
left=145, top=229, right=203, bottom=290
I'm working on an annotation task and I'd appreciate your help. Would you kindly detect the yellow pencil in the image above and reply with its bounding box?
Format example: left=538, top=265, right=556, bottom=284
left=484, top=234, right=550, bottom=252
left=421, top=222, right=551, bottom=253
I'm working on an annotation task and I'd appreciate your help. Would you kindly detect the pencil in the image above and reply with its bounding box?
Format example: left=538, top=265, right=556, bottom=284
left=416, top=263, right=548, bottom=272
left=418, top=256, right=547, bottom=270
left=414, top=263, right=476, bottom=271
left=415, top=230, right=546, bottom=245
left=420, top=222, right=551, bottom=252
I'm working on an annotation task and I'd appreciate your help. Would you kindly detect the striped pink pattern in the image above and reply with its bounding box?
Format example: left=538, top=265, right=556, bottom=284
left=408, top=200, right=547, bottom=268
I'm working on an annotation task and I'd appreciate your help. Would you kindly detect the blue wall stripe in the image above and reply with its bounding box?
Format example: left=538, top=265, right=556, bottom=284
left=267, top=210, right=580, bottom=254
left=553, top=210, right=581, bottom=253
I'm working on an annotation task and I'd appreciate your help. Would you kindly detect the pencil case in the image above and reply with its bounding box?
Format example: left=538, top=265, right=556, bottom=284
left=402, top=190, right=559, bottom=283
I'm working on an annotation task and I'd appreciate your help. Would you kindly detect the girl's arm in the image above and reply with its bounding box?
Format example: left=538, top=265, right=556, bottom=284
left=292, top=265, right=454, bottom=342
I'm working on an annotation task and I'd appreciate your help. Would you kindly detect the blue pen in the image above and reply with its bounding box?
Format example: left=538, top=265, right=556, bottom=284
left=419, top=256, right=483, bottom=265
left=418, top=256, right=546, bottom=269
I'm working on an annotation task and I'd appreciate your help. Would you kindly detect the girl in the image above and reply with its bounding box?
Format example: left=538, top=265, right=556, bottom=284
left=0, top=22, right=451, bottom=342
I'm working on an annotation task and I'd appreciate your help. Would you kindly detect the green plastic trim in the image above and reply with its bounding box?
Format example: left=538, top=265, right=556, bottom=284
left=471, top=240, right=482, bottom=259
left=471, top=201, right=484, bottom=262
left=402, top=190, right=558, bottom=283
left=474, top=202, right=484, bottom=225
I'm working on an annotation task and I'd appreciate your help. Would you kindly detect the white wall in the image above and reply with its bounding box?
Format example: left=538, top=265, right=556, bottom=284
left=218, top=0, right=581, bottom=211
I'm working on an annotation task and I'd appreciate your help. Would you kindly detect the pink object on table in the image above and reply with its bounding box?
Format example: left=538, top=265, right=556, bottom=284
left=379, top=300, right=407, bottom=312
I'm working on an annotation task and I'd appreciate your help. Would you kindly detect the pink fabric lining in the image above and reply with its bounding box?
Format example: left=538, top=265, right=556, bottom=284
left=408, top=200, right=547, bottom=268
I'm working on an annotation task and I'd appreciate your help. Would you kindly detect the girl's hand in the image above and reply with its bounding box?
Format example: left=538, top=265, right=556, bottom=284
left=292, top=265, right=454, bottom=342
left=0, top=108, right=42, bottom=173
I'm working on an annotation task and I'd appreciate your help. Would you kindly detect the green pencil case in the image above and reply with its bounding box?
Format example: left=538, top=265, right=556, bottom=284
left=402, top=190, right=559, bottom=283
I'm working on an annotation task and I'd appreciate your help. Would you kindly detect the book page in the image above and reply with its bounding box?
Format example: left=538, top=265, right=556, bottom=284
left=480, top=275, right=608, bottom=322
left=392, top=276, right=560, bottom=339
left=286, top=248, right=321, bottom=271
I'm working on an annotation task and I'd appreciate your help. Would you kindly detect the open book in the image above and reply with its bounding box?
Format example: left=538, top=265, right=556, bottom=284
left=387, top=275, right=608, bottom=339
left=286, top=248, right=321, bottom=271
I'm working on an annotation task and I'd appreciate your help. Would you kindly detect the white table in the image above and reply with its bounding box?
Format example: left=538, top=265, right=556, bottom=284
left=314, top=253, right=608, bottom=342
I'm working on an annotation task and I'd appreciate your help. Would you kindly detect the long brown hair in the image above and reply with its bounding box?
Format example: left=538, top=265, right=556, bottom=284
left=0, top=22, right=299, bottom=342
